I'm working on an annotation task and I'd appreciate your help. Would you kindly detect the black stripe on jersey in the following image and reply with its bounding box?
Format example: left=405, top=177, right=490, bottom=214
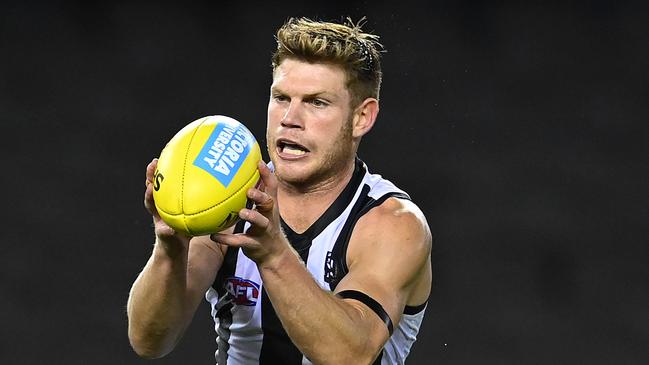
left=259, top=287, right=302, bottom=364
left=324, top=184, right=370, bottom=289
left=281, top=220, right=313, bottom=254
left=283, top=157, right=366, bottom=238
left=325, top=190, right=411, bottom=291
left=373, top=351, right=383, bottom=365
left=212, top=219, right=246, bottom=293
left=404, top=301, right=427, bottom=315
left=259, top=237, right=311, bottom=364
left=213, top=220, right=245, bottom=364
left=215, top=308, right=233, bottom=365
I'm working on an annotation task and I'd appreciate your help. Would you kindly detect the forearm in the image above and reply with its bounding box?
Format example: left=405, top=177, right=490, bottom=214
left=259, top=250, right=383, bottom=365
left=127, top=241, right=192, bottom=358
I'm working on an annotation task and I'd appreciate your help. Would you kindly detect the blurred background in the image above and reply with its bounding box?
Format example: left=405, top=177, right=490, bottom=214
left=2, top=0, right=648, bottom=364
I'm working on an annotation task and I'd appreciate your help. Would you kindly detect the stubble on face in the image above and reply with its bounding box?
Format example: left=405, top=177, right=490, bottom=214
left=270, top=112, right=356, bottom=193
left=310, top=112, right=355, bottom=184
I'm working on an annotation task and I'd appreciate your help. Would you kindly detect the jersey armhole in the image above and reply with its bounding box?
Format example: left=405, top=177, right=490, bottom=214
left=325, top=190, right=411, bottom=291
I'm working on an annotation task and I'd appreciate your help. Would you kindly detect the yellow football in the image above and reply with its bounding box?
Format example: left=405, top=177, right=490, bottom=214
left=152, top=115, right=262, bottom=236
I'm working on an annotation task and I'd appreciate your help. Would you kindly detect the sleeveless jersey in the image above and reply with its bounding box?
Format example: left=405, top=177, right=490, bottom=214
left=205, top=158, right=427, bottom=364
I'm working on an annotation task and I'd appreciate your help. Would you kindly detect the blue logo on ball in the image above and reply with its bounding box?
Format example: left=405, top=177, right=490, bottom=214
left=194, top=122, right=254, bottom=187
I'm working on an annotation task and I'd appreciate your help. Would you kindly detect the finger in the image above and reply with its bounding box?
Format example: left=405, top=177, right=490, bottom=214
left=210, top=232, right=255, bottom=248
left=239, top=208, right=270, bottom=230
left=146, top=158, right=158, bottom=182
left=148, top=200, right=179, bottom=238
left=144, top=182, right=161, bottom=220
left=257, top=160, right=277, bottom=197
left=255, top=174, right=265, bottom=192
left=247, top=188, right=273, bottom=212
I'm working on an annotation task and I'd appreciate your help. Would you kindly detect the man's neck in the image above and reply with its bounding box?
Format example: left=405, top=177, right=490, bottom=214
left=277, top=159, right=356, bottom=234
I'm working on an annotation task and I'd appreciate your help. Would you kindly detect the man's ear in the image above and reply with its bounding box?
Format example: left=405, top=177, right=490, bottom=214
left=352, top=98, right=379, bottom=139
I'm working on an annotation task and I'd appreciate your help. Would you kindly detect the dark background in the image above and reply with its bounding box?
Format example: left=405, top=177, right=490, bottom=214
left=2, top=1, right=648, bottom=364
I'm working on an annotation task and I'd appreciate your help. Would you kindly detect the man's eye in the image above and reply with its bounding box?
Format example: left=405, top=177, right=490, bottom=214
left=310, top=99, right=328, bottom=107
left=273, top=95, right=288, bottom=102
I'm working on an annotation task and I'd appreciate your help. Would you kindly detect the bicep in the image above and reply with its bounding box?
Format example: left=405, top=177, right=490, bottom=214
left=333, top=199, right=431, bottom=342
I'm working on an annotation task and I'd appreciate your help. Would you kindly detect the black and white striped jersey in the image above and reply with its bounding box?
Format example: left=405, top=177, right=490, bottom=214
left=205, top=158, right=427, bottom=364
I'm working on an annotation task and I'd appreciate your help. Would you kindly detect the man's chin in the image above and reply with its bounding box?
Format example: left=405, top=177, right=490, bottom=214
left=274, top=162, right=323, bottom=189
left=274, top=165, right=308, bottom=183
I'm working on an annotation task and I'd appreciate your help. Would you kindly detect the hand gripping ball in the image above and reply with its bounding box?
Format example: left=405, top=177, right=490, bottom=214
left=153, top=115, right=262, bottom=236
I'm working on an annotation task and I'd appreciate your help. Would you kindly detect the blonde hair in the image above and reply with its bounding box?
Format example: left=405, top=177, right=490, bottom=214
left=271, top=17, right=384, bottom=108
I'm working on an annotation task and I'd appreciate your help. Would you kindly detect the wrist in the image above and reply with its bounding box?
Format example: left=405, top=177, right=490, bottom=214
left=153, top=236, right=189, bottom=261
left=257, top=246, right=298, bottom=274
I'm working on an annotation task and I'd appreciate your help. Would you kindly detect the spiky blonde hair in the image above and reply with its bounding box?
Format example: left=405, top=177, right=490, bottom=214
left=271, top=17, right=384, bottom=107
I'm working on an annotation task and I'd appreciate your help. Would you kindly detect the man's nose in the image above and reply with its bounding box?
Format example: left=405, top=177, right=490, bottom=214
left=280, top=100, right=304, bottom=129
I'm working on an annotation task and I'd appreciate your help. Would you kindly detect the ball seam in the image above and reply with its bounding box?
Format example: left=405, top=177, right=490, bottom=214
left=181, top=117, right=210, bottom=231
left=155, top=157, right=261, bottom=217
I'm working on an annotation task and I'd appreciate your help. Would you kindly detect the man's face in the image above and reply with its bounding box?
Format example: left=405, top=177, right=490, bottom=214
left=267, top=58, right=356, bottom=189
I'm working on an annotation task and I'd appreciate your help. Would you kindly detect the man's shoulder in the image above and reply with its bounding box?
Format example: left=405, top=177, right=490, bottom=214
left=351, top=196, right=431, bottom=255
left=345, top=194, right=432, bottom=305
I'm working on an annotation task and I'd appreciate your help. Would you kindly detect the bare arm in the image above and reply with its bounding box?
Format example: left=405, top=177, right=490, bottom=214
left=127, top=159, right=224, bottom=358
left=213, top=162, right=432, bottom=364
left=259, top=200, right=430, bottom=364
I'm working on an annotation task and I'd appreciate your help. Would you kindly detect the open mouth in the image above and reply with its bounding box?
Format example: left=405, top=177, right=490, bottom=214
left=277, top=139, right=309, bottom=156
